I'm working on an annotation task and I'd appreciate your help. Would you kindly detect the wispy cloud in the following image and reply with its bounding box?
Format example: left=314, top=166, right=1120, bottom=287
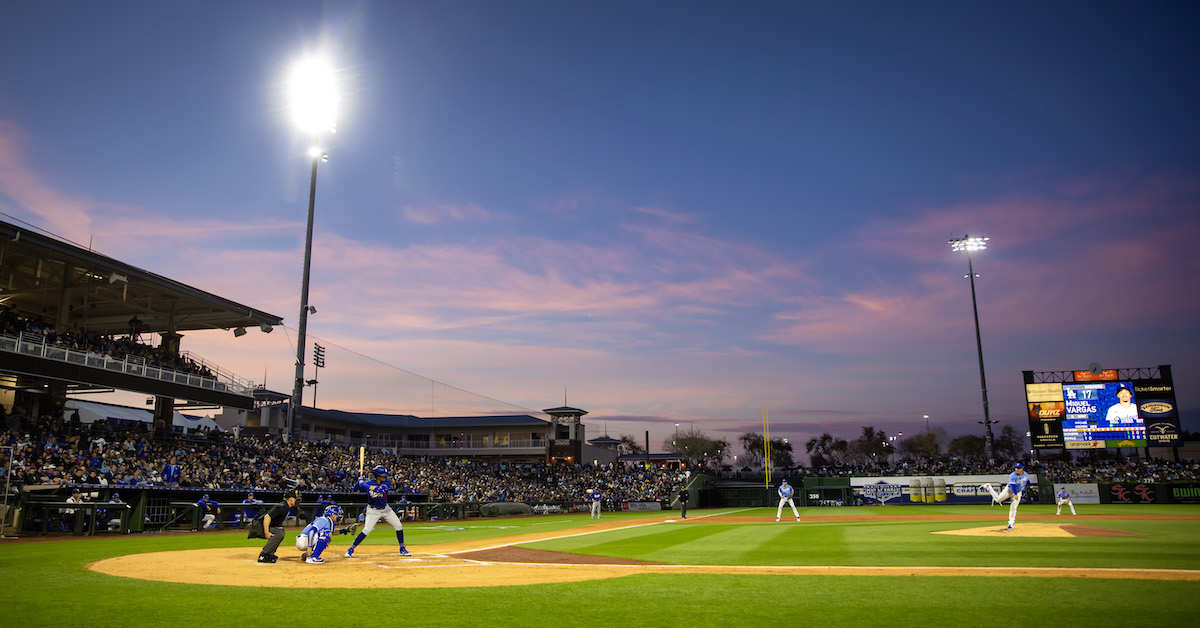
left=400, top=201, right=504, bottom=225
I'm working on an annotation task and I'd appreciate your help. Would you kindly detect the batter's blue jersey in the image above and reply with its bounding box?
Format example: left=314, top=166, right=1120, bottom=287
left=1008, top=471, right=1031, bottom=494
left=354, top=477, right=392, bottom=509
left=779, top=484, right=794, bottom=498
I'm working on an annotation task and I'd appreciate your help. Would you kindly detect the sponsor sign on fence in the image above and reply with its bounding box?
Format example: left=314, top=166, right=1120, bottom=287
left=851, top=475, right=1021, bottom=505
left=621, top=501, right=663, bottom=511
left=1053, top=483, right=1101, bottom=504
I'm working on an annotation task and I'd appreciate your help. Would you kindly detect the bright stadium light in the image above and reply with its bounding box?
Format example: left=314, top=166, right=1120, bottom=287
left=287, top=52, right=339, bottom=439
left=949, top=235, right=988, bottom=253
left=288, top=56, right=339, bottom=135
left=949, top=234, right=996, bottom=462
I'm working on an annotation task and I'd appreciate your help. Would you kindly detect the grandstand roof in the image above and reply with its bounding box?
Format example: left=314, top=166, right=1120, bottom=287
left=296, top=405, right=549, bottom=428
left=0, top=219, right=282, bottom=335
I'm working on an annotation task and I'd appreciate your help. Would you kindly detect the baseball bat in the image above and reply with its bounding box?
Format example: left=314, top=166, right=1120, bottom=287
left=359, top=445, right=365, bottom=476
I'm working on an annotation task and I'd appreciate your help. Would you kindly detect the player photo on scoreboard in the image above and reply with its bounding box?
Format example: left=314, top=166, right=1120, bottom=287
left=1061, top=381, right=1146, bottom=448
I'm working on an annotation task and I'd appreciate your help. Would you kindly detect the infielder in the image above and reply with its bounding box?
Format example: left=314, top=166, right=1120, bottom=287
left=344, top=465, right=410, bottom=557
left=983, top=462, right=1033, bottom=530
left=588, top=487, right=602, bottom=519
left=776, top=479, right=800, bottom=522
left=1056, top=487, right=1076, bottom=515
left=297, top=505, right=344, bottom=564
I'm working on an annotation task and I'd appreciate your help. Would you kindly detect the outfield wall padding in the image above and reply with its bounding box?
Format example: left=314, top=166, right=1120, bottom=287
left=480, top=502, right=533, bottom=516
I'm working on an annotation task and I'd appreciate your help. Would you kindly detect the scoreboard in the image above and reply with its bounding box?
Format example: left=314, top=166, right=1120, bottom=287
left=1023, top=365, right=1181, bottom=449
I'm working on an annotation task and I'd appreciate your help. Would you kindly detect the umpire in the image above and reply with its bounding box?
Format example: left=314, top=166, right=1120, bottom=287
left=257, top=488, right=301, bottom=564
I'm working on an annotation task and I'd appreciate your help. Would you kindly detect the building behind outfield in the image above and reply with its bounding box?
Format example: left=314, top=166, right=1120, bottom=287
left=218, top=399, right=620, bottom=466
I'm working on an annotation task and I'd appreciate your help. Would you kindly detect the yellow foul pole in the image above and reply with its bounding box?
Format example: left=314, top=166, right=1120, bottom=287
left=763, top=407, right=771, bottom=488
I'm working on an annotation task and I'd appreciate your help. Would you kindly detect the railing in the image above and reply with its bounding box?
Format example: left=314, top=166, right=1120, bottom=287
left=0, top=332, right=255, bottom=397
left=352, top=436, right=548, bottom=451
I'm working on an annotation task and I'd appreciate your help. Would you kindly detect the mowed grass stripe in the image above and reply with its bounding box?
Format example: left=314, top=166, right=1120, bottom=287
left=527, top=516, right=1200, bottom=570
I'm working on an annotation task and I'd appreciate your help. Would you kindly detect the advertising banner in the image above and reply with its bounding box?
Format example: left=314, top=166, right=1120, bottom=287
left=851, top=475, right=1022, bottom=505
left=1166, top=484, right=1200, bottom=505
left=1053, top=483, right=1101, bottom=504
left=621, top=501, right=663, bottom=511
left=1101, top=482, right=1161, bottom=504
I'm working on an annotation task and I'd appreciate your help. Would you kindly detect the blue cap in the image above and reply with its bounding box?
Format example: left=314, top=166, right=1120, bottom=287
left=202, top=493, right=209, bottom=499
left=1014, top=463, right=1023, bottom=469
left=112, top=492, right=120, bottom=498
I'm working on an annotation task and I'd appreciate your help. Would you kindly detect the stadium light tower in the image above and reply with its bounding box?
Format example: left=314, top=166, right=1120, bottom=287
left=287, top=54, right=338, bottom=439
left=949, top=234, right=996, bottom=463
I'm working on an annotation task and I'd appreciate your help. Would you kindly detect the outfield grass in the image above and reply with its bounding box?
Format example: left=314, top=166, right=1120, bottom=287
left=3, top=506, right=1199, bottom=627
left=530, top=506, right=1200, bottom=570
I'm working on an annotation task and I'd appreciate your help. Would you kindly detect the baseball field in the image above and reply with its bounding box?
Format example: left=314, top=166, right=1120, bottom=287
left=4, top=504, right=1200, bottom=627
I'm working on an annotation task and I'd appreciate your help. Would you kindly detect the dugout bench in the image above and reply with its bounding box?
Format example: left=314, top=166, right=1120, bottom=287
left=22, top=500, right=132, bottom=535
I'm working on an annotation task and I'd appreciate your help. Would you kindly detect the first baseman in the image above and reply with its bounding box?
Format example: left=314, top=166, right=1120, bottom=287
left=776, top=479, right=800, bottom=522
left=344, top=465, right=409, bottom=557
left=1056, top=487, right=1076, bottom=515
left=588, top=487, right=602, bottom=519
left=983, top=462, right=1032, bottom=530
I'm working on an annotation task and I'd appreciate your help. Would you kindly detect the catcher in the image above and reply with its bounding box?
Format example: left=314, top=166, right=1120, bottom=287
left=296, top=505, right=358, bottom=564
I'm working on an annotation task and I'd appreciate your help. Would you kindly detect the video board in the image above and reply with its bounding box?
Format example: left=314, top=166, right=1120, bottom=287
left=1023, top=365, right=1181, bottom=449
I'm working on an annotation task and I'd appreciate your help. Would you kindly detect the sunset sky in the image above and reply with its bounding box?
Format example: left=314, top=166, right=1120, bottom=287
left=1, top=1, right=1197, bottom=457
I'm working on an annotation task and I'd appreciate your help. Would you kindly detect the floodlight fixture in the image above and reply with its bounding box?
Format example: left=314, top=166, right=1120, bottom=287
left=288, top=56, right=339, bottom=135
left=233, top=327, right=248, bottom=337
left=949, top=235, right=988, bottom=252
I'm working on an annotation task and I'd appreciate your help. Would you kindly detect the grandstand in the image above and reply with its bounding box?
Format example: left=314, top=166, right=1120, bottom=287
left=0, top=219, right=280, bottom=430
left=0, top=219, right=612, bottom=466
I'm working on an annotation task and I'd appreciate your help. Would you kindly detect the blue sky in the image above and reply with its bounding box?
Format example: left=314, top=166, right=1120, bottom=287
left=1, top=1, right=1198, bottom=455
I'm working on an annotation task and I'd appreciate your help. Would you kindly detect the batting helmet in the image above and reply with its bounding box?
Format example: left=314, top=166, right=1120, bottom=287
left=372, top=465, right=388, bottom=477
left=324, top=505, right=343, bottom=519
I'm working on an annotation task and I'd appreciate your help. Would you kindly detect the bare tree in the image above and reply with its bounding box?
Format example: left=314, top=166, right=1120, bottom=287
left=994, top=424, right=1026, bottom=461
left=738, top=432, right=795, bottom=469
left=617, top=434, right=645, bottom=456
left=899, top=428, right=947, bottom=464
left=806, top=433, right=849, bottom=467
left=664, top=426, right=728, bottom=470
left=947, top=434, right=986, bottom=462
left=848, top=426, right=893, bottom=468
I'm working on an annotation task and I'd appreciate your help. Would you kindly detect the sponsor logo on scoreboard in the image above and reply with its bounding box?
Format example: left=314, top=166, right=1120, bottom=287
left=1139, top=401, right=1173, bottom=414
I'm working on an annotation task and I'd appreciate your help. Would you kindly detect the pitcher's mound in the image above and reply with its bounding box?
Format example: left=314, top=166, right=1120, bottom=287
left=935, top=523, right=1142, bottom=537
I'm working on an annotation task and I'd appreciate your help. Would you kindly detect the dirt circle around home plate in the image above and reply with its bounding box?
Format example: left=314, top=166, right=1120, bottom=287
left=87, top=514, right=1200, bottom=588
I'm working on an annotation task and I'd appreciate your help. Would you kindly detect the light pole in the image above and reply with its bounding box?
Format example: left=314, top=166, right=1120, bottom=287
left=923, top=414, right=929, bottom=433
left=286, top=55, right=338, bottom=439
left=950, top=235, right=996, bottom=463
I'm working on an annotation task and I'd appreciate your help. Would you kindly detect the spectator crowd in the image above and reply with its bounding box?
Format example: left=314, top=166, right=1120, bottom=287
left=1, top=308, right=215, bottom=379
left=0, top=410, right=684, bottom=506
left=3, top=407, right=1197, bottom=508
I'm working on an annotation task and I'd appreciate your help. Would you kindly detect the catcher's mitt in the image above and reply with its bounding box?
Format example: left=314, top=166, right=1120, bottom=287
left=338, top=522, right=360, bottom=535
